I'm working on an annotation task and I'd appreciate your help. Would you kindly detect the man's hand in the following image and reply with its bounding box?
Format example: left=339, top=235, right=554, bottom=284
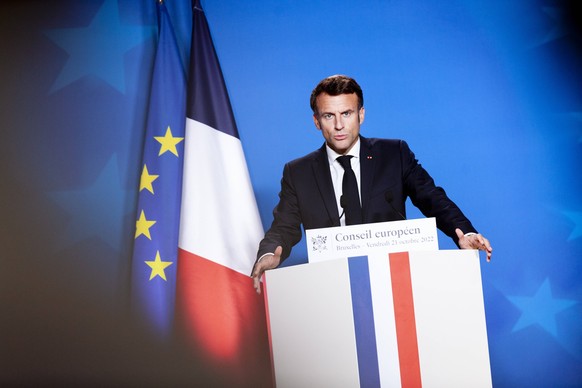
left=252, top=246, right=282, bottom=294
left=456, top=228, right=493, bottom=262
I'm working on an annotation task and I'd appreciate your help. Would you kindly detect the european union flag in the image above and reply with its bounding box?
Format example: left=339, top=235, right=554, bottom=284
left=130, top=0, right=186, bottom=335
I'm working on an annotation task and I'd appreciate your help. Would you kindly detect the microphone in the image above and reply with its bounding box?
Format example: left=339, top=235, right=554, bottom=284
left=385, top=190, right=406, bottom=220
left=339, top=195, right=346, bottom=222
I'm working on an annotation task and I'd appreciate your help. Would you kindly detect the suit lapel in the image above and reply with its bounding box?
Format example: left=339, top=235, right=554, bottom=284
left=311, top=144, right=341, bottom=226
left=359, top=136, right=375, bottom=219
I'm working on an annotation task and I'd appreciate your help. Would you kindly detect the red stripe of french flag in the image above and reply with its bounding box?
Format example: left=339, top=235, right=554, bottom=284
left=389, top=252, right=422, bottom=387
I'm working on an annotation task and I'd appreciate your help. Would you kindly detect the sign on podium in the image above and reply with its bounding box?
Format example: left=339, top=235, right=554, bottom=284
left=306, top=218, right=438, bottom=263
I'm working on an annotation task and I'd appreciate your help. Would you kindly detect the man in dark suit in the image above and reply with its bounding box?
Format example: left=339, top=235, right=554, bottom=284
left=252, top=75, right=492, bottom=293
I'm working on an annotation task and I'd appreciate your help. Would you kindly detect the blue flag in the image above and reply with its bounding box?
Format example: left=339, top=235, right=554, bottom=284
left=130, top=1, right=186, bottom=335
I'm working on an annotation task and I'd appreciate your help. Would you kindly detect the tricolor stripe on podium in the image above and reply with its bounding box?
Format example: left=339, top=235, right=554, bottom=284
left=348, top=253, right=422, bottom=387
left=264, top=250, right=492, bottom=388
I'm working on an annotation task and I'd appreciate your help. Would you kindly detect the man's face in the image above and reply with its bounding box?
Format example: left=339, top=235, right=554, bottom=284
left=313, top=93, right=365, bottom=155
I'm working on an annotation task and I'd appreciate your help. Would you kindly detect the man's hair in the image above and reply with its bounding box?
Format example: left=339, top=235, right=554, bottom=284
left=310, top=75, right=364, bottom=114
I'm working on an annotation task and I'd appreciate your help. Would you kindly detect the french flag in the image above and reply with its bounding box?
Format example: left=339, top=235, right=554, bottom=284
left=175, top=1, right=271, bottom=385
left=264, top=250, right=492, bottom=387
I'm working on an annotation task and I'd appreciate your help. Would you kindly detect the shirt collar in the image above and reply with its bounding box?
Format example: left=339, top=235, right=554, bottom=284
left=326, top=137, right=361, bottom=165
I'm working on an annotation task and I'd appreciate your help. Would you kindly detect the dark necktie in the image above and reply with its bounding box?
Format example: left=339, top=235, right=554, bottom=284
left=337, top=155, right=362, bottom=225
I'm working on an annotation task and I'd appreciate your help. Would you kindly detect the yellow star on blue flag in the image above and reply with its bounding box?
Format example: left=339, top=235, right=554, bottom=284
left=130, top=1, right=187, bottom=335
left=145, top=251, right=173, bottom=281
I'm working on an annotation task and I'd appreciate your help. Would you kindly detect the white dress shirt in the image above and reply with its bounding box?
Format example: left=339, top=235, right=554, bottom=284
left=326, top=138, right=361, bottom=227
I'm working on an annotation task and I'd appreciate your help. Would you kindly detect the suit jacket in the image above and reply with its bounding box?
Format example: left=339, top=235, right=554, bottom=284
left=257, top=136, right=477, bottom=262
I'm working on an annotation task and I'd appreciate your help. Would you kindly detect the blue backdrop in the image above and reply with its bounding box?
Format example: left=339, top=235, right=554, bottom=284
left=1, top=0, right=581, bottom=386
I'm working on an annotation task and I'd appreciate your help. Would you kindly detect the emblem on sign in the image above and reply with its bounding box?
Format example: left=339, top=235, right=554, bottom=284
left=311, top=235, right=328, bottom=253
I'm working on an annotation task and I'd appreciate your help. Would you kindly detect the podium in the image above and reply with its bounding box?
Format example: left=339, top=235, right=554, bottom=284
left=263, top=220, right=491, bottom=388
